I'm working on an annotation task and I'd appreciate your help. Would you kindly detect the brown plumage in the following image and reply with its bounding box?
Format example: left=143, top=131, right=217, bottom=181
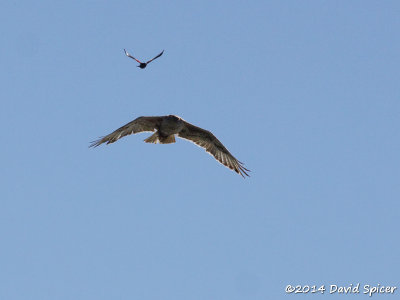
left=90, top=115, right=250, bottom=177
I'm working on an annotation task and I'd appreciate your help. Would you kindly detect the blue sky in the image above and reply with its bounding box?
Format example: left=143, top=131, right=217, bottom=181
left=1, top=1, right=399, bottom=299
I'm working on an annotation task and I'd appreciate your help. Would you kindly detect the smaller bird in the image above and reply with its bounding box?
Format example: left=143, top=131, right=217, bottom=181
left=124, top=49, right=164, bottom=69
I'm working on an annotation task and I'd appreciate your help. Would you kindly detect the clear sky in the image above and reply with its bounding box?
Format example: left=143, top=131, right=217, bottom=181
left=1, top=1, right=399, bottom=299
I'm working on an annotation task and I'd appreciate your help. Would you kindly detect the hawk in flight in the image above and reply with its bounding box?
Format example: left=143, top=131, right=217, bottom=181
left=90, top=115, right=250, bottom=177
left=124, top=49, right=164, bottom=69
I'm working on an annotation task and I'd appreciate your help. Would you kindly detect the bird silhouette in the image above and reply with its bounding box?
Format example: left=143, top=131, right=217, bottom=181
left=124, top=49, right=164, bottom=69
left=90, top=115, right=250, bottom=177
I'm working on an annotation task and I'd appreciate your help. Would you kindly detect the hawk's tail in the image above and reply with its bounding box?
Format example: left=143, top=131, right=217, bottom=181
left=144, top=132, right=176, bottom=144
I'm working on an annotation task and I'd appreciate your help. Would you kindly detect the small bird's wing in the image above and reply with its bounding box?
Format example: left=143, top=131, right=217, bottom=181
left=146, top=50, right=164, bottom=64
left=178, top=121, right=250, bottom=177
left=90, top=116, right=162, bottom=147
left=124, top=49, right=142, bottom=64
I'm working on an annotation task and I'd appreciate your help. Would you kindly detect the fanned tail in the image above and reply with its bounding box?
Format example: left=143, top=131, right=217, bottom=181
left=144, top=132, right=175, bottom=144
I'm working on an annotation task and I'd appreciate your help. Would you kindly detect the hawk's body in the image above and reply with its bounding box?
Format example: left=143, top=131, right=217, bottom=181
left=90, top=115, right=249, bottom=177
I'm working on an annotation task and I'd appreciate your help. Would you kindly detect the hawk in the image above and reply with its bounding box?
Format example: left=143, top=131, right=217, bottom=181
left=124, top=49, right=164, bottom=69
left=90, top=115, right=250, bottom=177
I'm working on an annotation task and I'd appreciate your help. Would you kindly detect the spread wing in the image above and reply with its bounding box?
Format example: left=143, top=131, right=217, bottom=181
left=178, top=121, right=250, bottom=177
left=146, top=50, right=164, bottom=64
left=124, top=49, right=142, bottom=64
left=89, top=116, right=162, bottom=148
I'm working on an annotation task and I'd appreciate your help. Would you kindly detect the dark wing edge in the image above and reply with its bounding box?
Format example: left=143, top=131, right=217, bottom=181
left=146, top=50, right=164, bottom=64
left=89, top=116, right=161, bottom=148
left=178, top=121, right=250, bottom=178
left=124, top=49, right=142, bottom=63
